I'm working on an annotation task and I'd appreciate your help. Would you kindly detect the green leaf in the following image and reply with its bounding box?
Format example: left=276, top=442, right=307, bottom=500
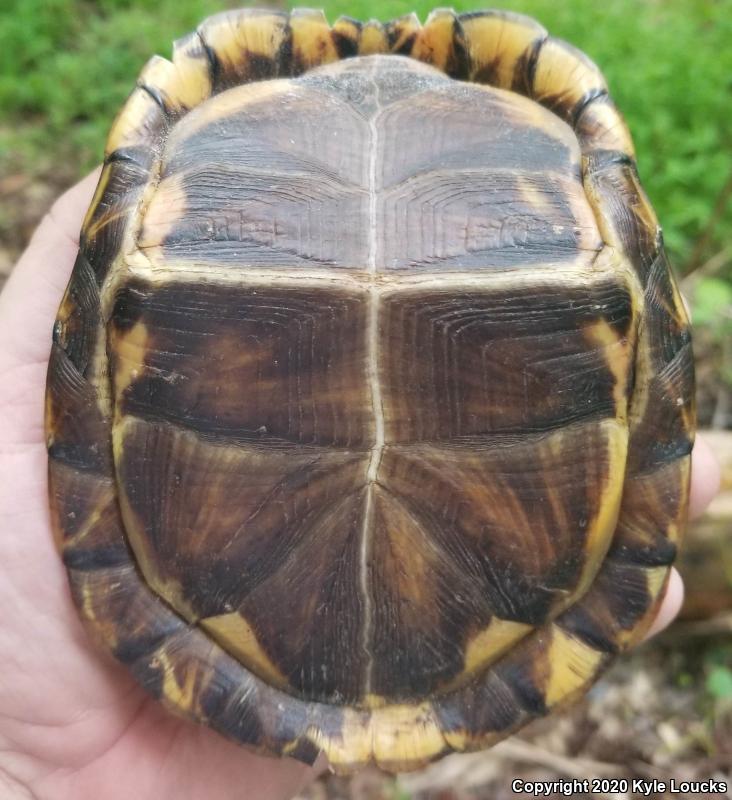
left=706, top=666, right=732, bottom=699
left=692, top=277, right=732, bottom=328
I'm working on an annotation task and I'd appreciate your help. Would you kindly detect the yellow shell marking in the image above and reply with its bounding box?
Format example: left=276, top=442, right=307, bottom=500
left=75, top=572, right=122, bottom=650
left=544, top=625, right=604, bottom=707
left=105, top=87, right=162, bottom=157
left=359, top=21, right=387, bottom=55
left=200, top=612, right=289, bottom=690
left=137, top=172, right=189, bottom=258
left=570, top=419, right=628, bottom=600
left=202, top=10, right=289, bottom=75
left=290, top=8, right=339, bottom=69
left=331, top=16, right=360, bottom=46
left=387, top=13, right=420, bottom=53
left=462, top=617, right=533, bottom=678
left=110, top=320, right=149, bottom=404
left=532, top=39, right=607, bottom=110
left=82, top=162, right=114, bottom=234
left=584, top=318, right=633, bottom=420
left=462, top=13, right=545, bottom=89
left=411, top=9, right=458, bottom=71
left=138, top=54, right=211, bottom=112
left=152, top=646, right=204, bottom=717
left=311, top=702, right=447, bottom=770
left=578, top=99, right=635, bottom=157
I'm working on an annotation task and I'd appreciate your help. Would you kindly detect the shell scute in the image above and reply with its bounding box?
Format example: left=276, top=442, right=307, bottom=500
left=410, top=8, right=469, bottom=78
left=459, top=9, right=546, bottom=89
left=531, top=37, right=608, bottom=122
left=384, top=13, right=420, bottom=55
left=197, top=8, right=291, bottom=89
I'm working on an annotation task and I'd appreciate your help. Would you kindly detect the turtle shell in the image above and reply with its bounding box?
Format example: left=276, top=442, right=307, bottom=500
left=45, top=7, right=695, bottom=774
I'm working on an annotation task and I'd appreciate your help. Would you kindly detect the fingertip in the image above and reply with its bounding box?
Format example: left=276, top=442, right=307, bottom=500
left=0, top=167, right=102, bottom=364
left=47, top=167, right=103, bottom=242
left=642, top=567, right=684, bottom=641
left=689, top=434, right=722, bottom=519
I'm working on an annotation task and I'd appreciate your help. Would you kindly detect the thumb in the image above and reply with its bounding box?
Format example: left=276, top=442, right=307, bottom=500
left=0, top=168, right=102, bottom=370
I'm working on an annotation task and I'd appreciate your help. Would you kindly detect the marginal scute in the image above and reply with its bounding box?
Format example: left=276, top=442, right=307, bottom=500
left=543, top=625, right=606, bottom=706
left=411, top=8, right=468, bottom=78
left=531, top=38, right=607, bottom=122
left=384, top=13, right=420, bottom=54
left=105, top=86, right=167, bottom=158
left=138, top=54, right=211, bottom=116
left=460, top=10, right=546, bottom=88
left=331, top=16, right=361, bottom=57
left=583, top=152, right=660, bottom=277
left=359, top=20, right=388, bottom=55
left=197, top=8, right=290, bottom=88
left=46, top=343, right=111, bottom=472
left=574, top=93, right=635, bottom=157
left=52, top=251, right=100, bottom=374
left=80, top=159, right=148, bottom=286
left=289, top=7, right=339, bottom=73
left=312, top=702, right=448, bottom=773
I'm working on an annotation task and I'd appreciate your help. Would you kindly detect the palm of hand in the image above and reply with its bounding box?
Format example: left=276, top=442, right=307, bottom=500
left=0, top=174, right=719, bottom=800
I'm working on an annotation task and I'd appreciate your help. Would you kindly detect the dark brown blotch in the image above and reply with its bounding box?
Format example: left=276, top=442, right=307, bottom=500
left=61, top=501, right=131, bottom=572
left=556, top=603, right=620, bottom=654
left=511, top=36, right=546, bottom=96
left=584, top=150, right=661, bottom=278
left=235, top=490, right=369, bottom=704
left=445, top=17, right=470, bottom=80
left=367, top=484, right=495, bottom=699
left=609, top=459, right=686, bottom=565
left=46, top=343, right=111, bottom=473
left=434, top=668, right=525, bottom=738
left=495, top=642, right=549, bottom=716
left=52, top=251, right=100, bottom=376
left=380, top=281, right=632, bottom=440
left=472, top=56, right=502, bottom=86
left=331, top=17, right=361, bottom=58
left=591, top=559, right=654, bottom=634
left=105, top=145, right=156, bottom=172
left=539, top=86, right=605, bottom=126
left=111, top=280, right=373, bottom=447
left=68, top=564, right=186, bottom=665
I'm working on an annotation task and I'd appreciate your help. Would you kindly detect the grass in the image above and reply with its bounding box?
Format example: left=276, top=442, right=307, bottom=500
left=1, top=0, right=731, bottom=273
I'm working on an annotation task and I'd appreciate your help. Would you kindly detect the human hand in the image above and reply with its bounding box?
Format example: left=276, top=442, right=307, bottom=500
left=0, top=173, right=721, bottom=799
left=0, top=171, right=322, bottom=800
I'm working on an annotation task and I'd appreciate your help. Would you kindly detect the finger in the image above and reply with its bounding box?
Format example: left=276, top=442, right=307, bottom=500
left=689, top=434, right=722, bottom=519
left=0, top=169, right=101, bottom=368
left=640, top=437, right=720, bottom=642
left=642, top=567, right=684, bottom=641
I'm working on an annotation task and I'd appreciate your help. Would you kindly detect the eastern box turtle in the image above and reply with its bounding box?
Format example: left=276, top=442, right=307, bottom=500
left=45, top=7, right=695, bottom=773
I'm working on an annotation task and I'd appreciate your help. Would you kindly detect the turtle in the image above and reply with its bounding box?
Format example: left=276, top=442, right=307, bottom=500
left=45, top=6, right=695, bottom=774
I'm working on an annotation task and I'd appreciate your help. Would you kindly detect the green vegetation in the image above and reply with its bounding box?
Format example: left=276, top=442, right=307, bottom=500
left=1, top=0, right=730, bottom=274
left=706, top=665, right=732, bottom=700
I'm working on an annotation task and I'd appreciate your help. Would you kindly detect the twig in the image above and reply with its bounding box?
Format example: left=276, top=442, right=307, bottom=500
left=680, top=246, right=732, bottom=293
left=665, top=612, right=732, bottom=639
left=493, top=738, right=627, bottom=779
